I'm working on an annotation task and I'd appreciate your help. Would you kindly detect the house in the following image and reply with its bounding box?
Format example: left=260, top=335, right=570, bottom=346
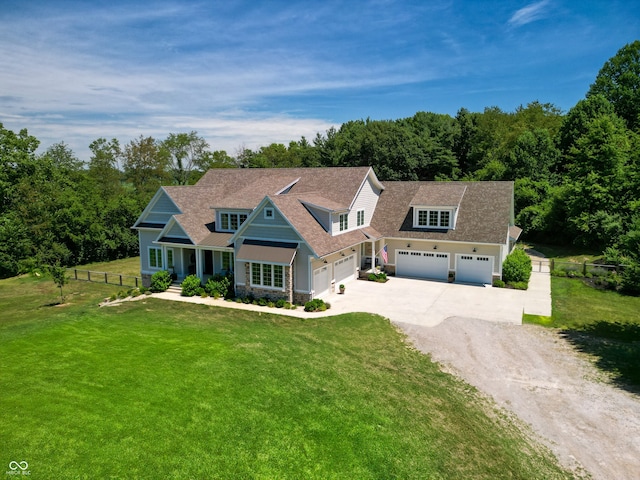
left=133, top=167, right=521, bottom=303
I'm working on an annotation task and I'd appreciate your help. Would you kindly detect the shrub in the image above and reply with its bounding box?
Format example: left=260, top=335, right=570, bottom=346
left=551, top=269, right=567, bottom=277
left=150, top=270, right=172, bottom=292
left=621, top=262, right=640, bottom=296
left=368, top=272, right=388, bottom=282
left=508, top=281, right=528, bottom=290
left=493, top=279, right=505, bottom=288
left=275, top=299, right=286, bottom=308
left=181, top=275, right=202, bottom=297
left=257, top=297, right=268, bottom=306
left=204, top=274, right=233, bottom=298
left=502, top=248, right=532, bottom=284
left=304, top=298, right=329, bottom=312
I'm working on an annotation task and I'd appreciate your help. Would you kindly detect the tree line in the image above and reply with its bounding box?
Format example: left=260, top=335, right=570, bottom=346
left=1, top=41, right=638, bottom=282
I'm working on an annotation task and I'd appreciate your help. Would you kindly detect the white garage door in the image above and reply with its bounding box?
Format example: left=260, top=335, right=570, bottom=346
left=313, top=266, right=330, bottom=298
left=334, top=254, right=356, bottom=286
left=456, top=255, right=494, bottom=284
left=396, top=250, right=449, bottom=281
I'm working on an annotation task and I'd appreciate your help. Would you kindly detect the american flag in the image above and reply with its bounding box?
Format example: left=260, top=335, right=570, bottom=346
left=381, top=245, right=388, bottom=263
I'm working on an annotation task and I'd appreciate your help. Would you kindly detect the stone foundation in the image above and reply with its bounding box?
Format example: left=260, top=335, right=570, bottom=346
left=142, top=273, right=152, bottom=288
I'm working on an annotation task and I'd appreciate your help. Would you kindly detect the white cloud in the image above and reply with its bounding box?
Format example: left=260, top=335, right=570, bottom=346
left=508, top=0, right=551, bottom=27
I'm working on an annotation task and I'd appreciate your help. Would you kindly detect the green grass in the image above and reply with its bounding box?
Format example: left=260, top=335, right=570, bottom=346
left=71, top=256, right=141, bottom=277
left=522, top=242, right=601, bottom=263
left=0, top=273, right=570, bottom=479
left=526, top=276, right=640, bottom=391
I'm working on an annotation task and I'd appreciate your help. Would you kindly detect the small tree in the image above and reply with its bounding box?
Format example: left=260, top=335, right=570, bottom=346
left=502, top=248, right=532, bottom=285
left=50, top=264, right=68, bottom=304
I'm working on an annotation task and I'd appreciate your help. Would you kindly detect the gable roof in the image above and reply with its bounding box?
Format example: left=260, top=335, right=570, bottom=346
left=371, top=181, right=514, bottom=245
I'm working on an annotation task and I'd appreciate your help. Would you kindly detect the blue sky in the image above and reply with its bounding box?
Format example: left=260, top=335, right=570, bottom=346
left=1, top=0, right=638, bottom=161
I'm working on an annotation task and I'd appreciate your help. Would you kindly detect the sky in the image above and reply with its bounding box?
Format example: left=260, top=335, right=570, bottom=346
left=1, top=0, right=638, bottom=162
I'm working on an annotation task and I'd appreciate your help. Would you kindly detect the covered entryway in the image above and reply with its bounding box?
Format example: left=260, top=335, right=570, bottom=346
left=313, top=265, right=330, bottom=298
left=334, top=254, right=356, bottom=286
left=455, top=254, right=494, bottom=284
left=396, top=250, right=449, bottom=281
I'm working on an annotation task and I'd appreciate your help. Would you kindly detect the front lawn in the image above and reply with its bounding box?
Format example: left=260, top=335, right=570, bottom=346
left=0, top=274, right=569, bottom=479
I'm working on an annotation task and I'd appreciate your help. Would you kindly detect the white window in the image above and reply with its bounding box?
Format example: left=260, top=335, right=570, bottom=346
left=357, top=209, right=365, bottom=227
left=264, top=208, right=274, bottom=219
left=416, top=209, right=452, bottom=229
left=219, top=212, right=248, bottom=232
left=250, top=263, right=284, bottom=289
left=339, top=213, right=348, bottom=232
left=149, top=247, right=163, bottom=269
left=222, top=252, right=234, bottom=272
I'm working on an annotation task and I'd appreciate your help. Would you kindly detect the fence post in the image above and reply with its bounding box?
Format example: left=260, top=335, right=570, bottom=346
left=583, top=261, right=587, bottom=276
left=136, top=277, right=139, bottom=288
left=74, top=269, right=78, bottom=280
left=88, top=271, right=91, bottom=282
left=550, top=259, right=554, bottom=271
left=120, top=275, right=123, bottom=286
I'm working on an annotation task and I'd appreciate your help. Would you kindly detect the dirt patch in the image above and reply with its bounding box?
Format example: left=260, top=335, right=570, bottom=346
left=397, top=317, right=640, bottom=480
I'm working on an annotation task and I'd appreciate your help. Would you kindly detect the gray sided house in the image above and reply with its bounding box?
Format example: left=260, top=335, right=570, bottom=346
left=133, top=167, right=521, bottom=303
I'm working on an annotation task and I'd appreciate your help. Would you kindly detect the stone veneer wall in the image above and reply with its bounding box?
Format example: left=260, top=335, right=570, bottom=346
left=236, top=263, right=296, bottom=303
left=142, top=273, right=152, bottom=288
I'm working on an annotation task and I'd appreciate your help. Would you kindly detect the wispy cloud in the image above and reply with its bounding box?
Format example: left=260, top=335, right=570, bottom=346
left=508, top=0, right=551, bottom=27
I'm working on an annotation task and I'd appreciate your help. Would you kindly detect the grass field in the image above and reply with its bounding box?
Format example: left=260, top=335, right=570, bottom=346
left=523, top=243, right=640, bottom=391
left=0, top=273, right=570, bottom=479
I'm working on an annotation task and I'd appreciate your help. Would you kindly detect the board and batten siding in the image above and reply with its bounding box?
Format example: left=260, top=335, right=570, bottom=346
left=139, top=230, right=160, bottom=272
left=294, top=244, right=313, bottom=292
left=166, top=222, right=189, bottom=239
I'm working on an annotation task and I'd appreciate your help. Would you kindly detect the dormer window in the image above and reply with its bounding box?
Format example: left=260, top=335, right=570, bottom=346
left=264, top=208, right=274, bottom=219
left=219, top=212, right=248, bottom=232
left=415, top=208, right=453, bottom=229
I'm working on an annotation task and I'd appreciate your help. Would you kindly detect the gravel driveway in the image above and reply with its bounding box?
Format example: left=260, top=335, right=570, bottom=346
left=397, top=318, right=640, bottom=480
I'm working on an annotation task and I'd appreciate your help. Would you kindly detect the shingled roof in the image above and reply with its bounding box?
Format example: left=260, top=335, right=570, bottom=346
left=370, top=181, right=513, bottom=245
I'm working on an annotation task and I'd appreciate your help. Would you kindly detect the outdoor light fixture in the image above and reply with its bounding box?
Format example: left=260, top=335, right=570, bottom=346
left=433, top=245, right=438, bottom=250
left=407, top=243, right=411, bottom=248
left=472, top=247, right=477, bottom=253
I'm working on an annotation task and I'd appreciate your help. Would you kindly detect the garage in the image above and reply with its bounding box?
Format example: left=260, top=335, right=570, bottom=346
left=455, top=254, right=494, bottom=284
left=396, top=250, right=449, bottom=281
left=313, top=265, right=330, bottom=298
left=334, top=254, right=356, bottom=286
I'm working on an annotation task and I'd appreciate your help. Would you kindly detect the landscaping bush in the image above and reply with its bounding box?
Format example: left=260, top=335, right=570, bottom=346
left=180, top=275, right=202, bottom=297
left=508, top=281, right=529, bottom=290
left=621, top=262, right=640, bottom=296
left=275, top=299, right=286, bottom=308
left=150, top=270, right=172, bottom=292
left=502, top=248, right=532, bottom=284
left=204, top=274, right=233, bottom=298
left=493, top=279, right=505, bottom=288
left=304, top=298, right=329, bottom=312
left=368, top=272, right=388, bottom=282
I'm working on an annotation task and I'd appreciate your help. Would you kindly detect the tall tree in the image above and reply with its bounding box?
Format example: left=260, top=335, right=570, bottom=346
left=123, top=136, right=170, bottom=202
left=161, top=131, right=209, bottom=185
left=89, top=138, right=122, bottom=198
left=588, top=40, right=640, bottom=131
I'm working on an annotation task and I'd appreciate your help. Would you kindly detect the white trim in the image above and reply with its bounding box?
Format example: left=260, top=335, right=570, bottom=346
left=148, top=246, right=163, bottom=270
left=413, top=208, right=454, bottom=229
left=249, top=262, right=285, bottom=291
left=264, top=207, right=275, bottom=219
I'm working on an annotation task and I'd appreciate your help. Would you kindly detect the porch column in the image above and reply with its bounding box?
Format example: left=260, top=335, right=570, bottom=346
left=196, top=248, right=203, bottom=279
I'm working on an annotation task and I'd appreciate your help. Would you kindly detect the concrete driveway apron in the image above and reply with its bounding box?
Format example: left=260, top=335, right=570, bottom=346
left=326, top=273, right=551, bottom=326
